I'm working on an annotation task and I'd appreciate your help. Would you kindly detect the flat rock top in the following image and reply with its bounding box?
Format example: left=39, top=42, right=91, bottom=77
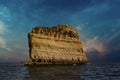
left=30, top=24, right=79, bottom=40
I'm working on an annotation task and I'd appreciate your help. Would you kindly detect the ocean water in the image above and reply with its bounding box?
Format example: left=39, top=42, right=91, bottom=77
left=0, top=63, right=120, bottom=80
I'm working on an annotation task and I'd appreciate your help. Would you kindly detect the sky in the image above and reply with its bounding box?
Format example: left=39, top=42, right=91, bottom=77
left=0, top=0, right=120, bottom=62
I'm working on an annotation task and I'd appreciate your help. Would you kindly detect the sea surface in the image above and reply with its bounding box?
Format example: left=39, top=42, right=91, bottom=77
left=0, top=63, right=120, bottom=80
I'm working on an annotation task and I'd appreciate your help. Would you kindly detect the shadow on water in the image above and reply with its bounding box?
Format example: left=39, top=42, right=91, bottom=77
left=24, top=65, right=86, bottom=80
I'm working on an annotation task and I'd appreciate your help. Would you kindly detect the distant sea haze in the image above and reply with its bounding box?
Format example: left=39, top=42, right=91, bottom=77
left=0, top=63, right=120, bottom=80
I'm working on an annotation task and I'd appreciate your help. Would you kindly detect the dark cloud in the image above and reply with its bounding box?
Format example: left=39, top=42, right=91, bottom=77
left=0, top=0, right=120, bottom=62
left=41, top=0, right=93, bottom=12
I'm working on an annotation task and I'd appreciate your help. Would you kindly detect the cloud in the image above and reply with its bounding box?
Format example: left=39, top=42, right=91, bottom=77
left=42, top=0, right=93, bottom=13
left=0, top=6, right=11, bottom=21
left=83, top=37, right=108, bottom=55
left=76, top=24, right=86, bottom=31
left=0, top=45, right=29, bottom=62
left=107, top=31, right=120, bottom=44
left=0, top=21, right=6, bottom=34
left=0, top=37, right=6, bottom=48
left=0, top=0, right=119, bottom=62
left=76, top=24, right=108, bottom=56
left=0, top=37, right=10, bottom=50
left=71, top=3, right=111, bottom=24
left=0, top=21, right=10, bottom=51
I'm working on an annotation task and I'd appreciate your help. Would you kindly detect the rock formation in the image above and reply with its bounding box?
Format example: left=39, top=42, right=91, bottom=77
left=26, top=24, right=88, bottom=65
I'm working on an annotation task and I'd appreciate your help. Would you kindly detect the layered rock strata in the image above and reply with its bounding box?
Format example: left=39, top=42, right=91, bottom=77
left=26, top=24, right=88, bottom=65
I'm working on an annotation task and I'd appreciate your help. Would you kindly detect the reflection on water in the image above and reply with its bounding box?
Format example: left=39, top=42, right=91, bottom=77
left=25, top=65, right=85, bottom=80
left=0, top=63, right=120, bottom=80
left=24, top=63, right=120, bottom=80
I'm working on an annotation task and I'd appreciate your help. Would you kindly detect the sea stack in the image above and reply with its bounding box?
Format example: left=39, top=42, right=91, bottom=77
left=26, top=24, right=88, bottom=65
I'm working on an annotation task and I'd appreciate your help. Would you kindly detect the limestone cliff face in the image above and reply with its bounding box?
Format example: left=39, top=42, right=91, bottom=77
left=27, top=24, right=88, bottom=65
